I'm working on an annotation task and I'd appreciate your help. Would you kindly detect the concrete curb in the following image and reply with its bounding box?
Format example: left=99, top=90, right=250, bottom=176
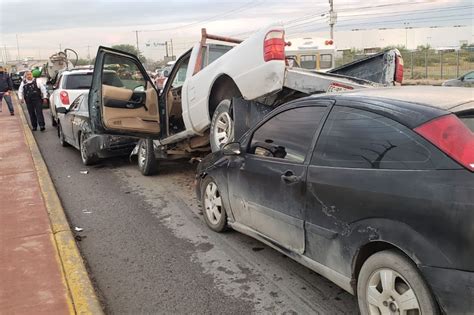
left=15, top=98, right=104, bottom=315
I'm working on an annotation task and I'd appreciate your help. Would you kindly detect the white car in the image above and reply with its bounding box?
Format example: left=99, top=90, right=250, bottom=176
left=49, top=69, right=94, bottom=126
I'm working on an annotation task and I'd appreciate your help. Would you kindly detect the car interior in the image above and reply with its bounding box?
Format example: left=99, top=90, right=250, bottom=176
left=101, top=55, right=160, bottom=134
left=165, top=54, right=190, bottom=135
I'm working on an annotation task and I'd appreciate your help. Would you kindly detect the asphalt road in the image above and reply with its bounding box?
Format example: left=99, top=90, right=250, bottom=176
left=31, top=109, right=358, bottom=314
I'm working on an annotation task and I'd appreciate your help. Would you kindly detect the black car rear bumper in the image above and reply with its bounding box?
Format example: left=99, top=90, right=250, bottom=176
left=84, top=134, right=136, bottom=158
left=421, top=265, right=474, bottom=314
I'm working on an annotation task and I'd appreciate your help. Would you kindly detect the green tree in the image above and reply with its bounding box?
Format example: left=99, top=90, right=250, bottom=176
left=111, top=44, right=147, bottom=63
left=75, top=58, right=91, bottom=66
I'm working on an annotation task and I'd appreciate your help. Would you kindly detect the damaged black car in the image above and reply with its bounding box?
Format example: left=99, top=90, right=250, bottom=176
left=196, top=86, right=474, bottom=315
left=56, top=92, right=137, bottom=165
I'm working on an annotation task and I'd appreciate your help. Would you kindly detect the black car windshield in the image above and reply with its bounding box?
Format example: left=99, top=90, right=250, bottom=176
left=64, top=73, right=93, bottom=89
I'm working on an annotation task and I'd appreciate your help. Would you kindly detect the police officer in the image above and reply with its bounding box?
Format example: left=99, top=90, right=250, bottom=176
left=18, top=70, right=48, bottom=131
left=0, top=66, right=14, bottom=115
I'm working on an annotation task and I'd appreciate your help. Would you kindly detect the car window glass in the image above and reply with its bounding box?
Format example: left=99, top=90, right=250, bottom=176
left=320, top=54, right=333, bottom=69
left=103, top=54, right=145, bottom=90
left=171, top=57, right=190, bottom=88
left=79, top=96, right=88, bottom=112
left=463, top=72, right=474, bottom=81
left=312, top=106, right=432, bottom=169
left=250, top=106, right=327, bottom=163
left=300, top=55, right=316, bottom=69
left=64, top=74, right=92, bottom=89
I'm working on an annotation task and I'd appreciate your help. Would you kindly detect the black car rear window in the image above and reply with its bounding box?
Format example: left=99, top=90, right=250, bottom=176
left=458, top=112, right=474, bottom=132
left=64, top=73, right=93, bottom=89
left=312, top=106, right=436, bottom=170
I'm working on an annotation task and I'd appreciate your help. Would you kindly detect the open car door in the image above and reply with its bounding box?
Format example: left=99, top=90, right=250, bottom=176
left=88, top=46, right=162, bottom=138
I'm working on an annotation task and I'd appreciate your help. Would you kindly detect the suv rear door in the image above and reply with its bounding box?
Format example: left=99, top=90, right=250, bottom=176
left=89, top=47, right=162, bottom=138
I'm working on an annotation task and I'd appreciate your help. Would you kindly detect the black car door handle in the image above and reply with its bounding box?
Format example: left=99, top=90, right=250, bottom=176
left=281, top=171, right=300, bottom=184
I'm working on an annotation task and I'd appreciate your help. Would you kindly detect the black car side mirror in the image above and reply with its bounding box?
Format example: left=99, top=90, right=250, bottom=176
left=56, top=107, right=68, bottom=114
left=222, top=142, right=241, bottom=155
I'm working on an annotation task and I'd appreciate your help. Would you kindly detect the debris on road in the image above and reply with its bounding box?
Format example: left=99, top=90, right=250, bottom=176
left=74, top=226, right=84, bottom=232
left=82, top=209, right=92, bottom=214
left=80, top=170, right=89, bottom=174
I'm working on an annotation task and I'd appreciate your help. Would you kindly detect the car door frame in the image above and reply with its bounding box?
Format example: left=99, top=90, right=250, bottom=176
left=89, top=46, right=163, bottom=139
left=229, top=98, right=335, bottom=254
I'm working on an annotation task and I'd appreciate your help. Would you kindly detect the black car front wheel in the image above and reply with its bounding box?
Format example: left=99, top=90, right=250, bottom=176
left=357, top=250, right=439, bottom=315
left=79, top=132, right=99, bottom=166
left=201, top=176, right=228, bottom=232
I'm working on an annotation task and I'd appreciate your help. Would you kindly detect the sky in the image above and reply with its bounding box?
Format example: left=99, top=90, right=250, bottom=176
left=0, top=0, right=473, bottom=62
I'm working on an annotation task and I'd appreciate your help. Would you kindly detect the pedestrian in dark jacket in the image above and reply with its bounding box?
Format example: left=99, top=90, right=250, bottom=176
left=0, top=66, right=14, bottom=115
left=18, top=71, right=48, bottom=131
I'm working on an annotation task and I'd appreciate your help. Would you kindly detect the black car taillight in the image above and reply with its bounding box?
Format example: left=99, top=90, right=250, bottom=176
left=415, top=114, right=474, bottom=171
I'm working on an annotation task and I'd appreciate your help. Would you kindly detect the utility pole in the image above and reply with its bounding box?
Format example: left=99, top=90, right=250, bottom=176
left=328, top=0, right=337, bottom=40
left=170, top=39, right=174, bottom=60
left=135, top=31, right=140, bottom=53
left=165, top=41, right=169, bottom=57
left=87, top=45, right=91, bottom=61
left=16, top=34, right=20, bottom=61
left=59, top=43, right=62, bottom=51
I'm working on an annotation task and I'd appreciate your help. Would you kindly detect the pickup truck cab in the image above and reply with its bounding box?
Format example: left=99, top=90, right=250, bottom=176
left=88, top=25, right=403, bottom=175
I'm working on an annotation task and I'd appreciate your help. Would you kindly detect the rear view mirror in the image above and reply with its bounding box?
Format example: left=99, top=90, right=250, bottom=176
left=56, top=107, right=68, bottom=114
left=222, top=142, right=241, bottom=155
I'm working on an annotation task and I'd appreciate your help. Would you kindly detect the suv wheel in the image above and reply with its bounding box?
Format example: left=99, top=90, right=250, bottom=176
left=357, top=250, right=439, bottom=315
left=201, top=176, right=227, bottom=232
left=80, top=132, right=99, bottom=165
left=210, top=99, right=234, bottom=152
left=138, top=139, right=158, bottom=176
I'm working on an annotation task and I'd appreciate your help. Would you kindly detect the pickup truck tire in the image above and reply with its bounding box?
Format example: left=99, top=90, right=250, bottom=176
left=210, top=99, right=234, bottom=152
left=357, top=250, right=439, bottom=315
left=138, top=139, right=158, bottom=176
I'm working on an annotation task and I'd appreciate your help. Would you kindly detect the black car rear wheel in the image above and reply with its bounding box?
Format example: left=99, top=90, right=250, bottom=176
left=357, top=250, right=439, bottom=315
left=201, top=176, right=228, bottom=232
left=80, top=132, right=99, bottom=166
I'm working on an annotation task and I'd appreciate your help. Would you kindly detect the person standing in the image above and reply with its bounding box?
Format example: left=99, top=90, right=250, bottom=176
left=18, top=70, right=48, bottom=131
left=0, top=66, right=14, bottom=115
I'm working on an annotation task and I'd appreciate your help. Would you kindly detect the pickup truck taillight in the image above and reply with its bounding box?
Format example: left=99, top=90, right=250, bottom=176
left=395, top=54, right=404, bottom=84
left=415, top=114, right=474, bottom=171
left=264, top=30, right=285, bottom=62
left=60, top=91, right=70, bottom=105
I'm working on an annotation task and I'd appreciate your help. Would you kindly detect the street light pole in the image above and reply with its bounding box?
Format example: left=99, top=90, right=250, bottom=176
left=135, top=30, right=140, bottom=54
left=328, top=0, right=337, bottom=39
left=16, top=34, right=20, bottom=61
left=404, top=22, right=410, bottom=49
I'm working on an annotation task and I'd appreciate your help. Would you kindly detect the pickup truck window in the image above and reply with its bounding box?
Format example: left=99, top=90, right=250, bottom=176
left=103, top=54, right=146, bottom=90
left=200, top=45, right=233, bottom=71
left=171, top=58, right=190, bottom=88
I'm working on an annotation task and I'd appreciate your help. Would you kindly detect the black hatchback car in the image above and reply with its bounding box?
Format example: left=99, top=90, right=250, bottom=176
left=196, top=86, right=473, bottom=315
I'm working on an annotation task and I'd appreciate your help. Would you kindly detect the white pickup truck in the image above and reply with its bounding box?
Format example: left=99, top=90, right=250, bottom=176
left=88, top=25, right=403, bottom=175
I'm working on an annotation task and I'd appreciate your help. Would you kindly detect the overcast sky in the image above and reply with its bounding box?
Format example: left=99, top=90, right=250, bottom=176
left=0, top=0, right=472, bottom=62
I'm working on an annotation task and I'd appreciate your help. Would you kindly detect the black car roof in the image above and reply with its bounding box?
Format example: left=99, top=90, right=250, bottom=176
left=303, top=86, right=474, bottom=128
left=326, top=86, right=473, bottom=110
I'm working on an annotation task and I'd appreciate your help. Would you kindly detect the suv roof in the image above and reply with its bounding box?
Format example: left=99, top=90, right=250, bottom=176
left=333, top=86, right=473, bottom=110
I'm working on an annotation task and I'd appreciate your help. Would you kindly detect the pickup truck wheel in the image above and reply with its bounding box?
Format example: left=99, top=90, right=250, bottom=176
left=210, top=99, right=234, bottom=152
left=357, top=250, right=439, bottom=315
left=201, top=176, right=227, bottom=232
left=138, top=139, right=158, bottom=176
left=80, top=132, right=99, bottom=166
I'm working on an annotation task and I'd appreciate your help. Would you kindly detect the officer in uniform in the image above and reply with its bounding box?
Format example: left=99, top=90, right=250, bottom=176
left=0, top=66, right=14, bottom=115
left=18, top=70, right=48, bottom=131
